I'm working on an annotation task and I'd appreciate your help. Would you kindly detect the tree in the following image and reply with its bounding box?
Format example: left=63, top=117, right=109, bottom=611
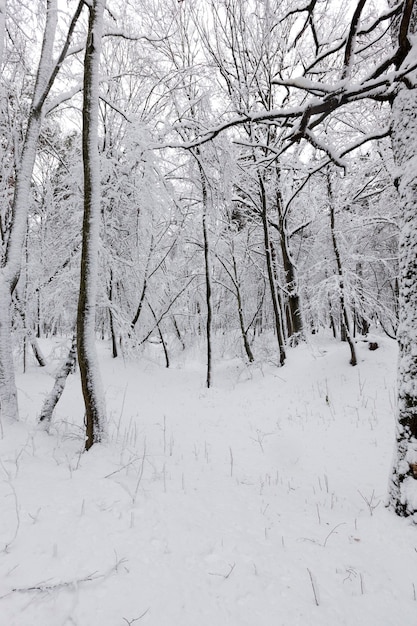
left=326, top=167, right=357, bottom=366
left=196, top=0, right=297, bottom=363
left=167, top=0, right=417, bottom=515
left=0, top=0, right=84, bottom=420
left=78, top=0, right=107, bottom=450
left=300, top=150, right=398, bottom=342
left=389, top=18, right=417, bottom=514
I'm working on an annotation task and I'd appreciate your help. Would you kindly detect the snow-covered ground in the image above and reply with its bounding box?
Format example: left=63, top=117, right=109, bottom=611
left=0, top=334, right=416, bottom=626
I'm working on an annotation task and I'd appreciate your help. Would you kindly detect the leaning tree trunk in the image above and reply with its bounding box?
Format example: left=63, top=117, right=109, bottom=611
left=388, top=81, right=417, bottom=516
left=231, top=246, right=254, bottom=363
left=77, top=0, right=106, bottom=450
left=39, top=335, right=76, bottom=426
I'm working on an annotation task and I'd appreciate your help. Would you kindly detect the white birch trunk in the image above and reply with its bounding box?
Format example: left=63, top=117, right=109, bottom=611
left=0, top=275, right=18, bottom=419
left=389, top=82, right=417, bottom=516
left=0, top=0, right=6, bottom=72
left=0, top=1, right=58, bottom=420
left=39, top=336, right=76, bottom=426
left=77, top=0, right=106, bottom=450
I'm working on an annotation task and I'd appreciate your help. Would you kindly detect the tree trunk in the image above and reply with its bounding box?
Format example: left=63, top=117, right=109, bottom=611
left=0, top=0, right=5, bottom=71
left=275, top=168, right=304, bottom=345
left=196, top=158, right=212, bottom=388
left=259, top=174, right=286, bottom=366
left=327, top=171, right=357, bottom=366
left=172, top=316, right=185, bottom=350
left=148, top=301, right=169, bottom=368
left=39, top=336, right=76, bottom=426
left=388, top=83, right=417, bottom=516
left=131, top=238, right=154, bottom=330
left=231, top=249, right=254, bottom=363
left=0, top=0, right=84, bottom=420
left=0, top=0, right=59, bottom=420
left=77, top=0, right=106, bottom=451
left=0, top=275, right=18, bottom=419
left=14, top=295, right=47, bottom=367
left=108, top=269, right=118, bottom=358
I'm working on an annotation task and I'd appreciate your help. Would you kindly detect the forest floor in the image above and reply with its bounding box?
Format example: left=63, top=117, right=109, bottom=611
left=0, top=332, right=416, bottom=625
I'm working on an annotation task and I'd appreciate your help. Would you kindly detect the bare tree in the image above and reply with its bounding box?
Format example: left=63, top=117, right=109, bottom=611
left=163, top=0, right=417, bottom=515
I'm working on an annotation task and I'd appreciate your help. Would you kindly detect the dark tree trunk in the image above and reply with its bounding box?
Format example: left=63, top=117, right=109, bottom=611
left=77, top=0, right=106, bottom=450
left=108, top=269, right=118, bottom=358
left=196, top=157, right=212, bottom=388
left=275, top=167, right=304, bottom=344
left=131, top=240, right=154, bottom=331
left=327, top=171, right=357, bottom=367
left=259, top=173, right=286, bottom=366
left=172, top=316, right=185, bottom=350
left=231, top=249, right=254, bottom=363
left=148, top=301, right=169, bottom=368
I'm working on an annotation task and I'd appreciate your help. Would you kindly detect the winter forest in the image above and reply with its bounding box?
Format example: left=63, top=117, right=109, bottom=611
left=1, top=0, right=417, bottom=624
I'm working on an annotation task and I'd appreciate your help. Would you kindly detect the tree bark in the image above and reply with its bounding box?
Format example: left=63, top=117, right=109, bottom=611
left=388, top=82, right=417, bottom=515
left=77, top=0, right=106, bottom=450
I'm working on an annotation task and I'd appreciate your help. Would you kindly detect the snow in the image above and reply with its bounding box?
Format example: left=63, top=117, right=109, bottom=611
left=1, top=334, right=416, bottom=625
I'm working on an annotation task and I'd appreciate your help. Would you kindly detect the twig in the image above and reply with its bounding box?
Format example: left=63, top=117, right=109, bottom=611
left=3, top=483, right=20, bottom=553
left=122, top=608, right=151, bottom=624
left=208, top=563, right=236, bottom=579
left=0, top=558, right=127, bottom=600
left=307, top=568, right=320, bottom=606
left=116, top=383, right=129, bottom=440
left=322, top=522, right=346, bottom=548
left=104, top=455, right=144, bottom=479
left=358, top=489, right=380, bottom=516
left=132, top=440, right=147, bottom=505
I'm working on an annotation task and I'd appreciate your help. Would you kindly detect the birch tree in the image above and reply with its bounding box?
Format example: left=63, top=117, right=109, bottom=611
left=0, top=0, right=84, bottom=420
